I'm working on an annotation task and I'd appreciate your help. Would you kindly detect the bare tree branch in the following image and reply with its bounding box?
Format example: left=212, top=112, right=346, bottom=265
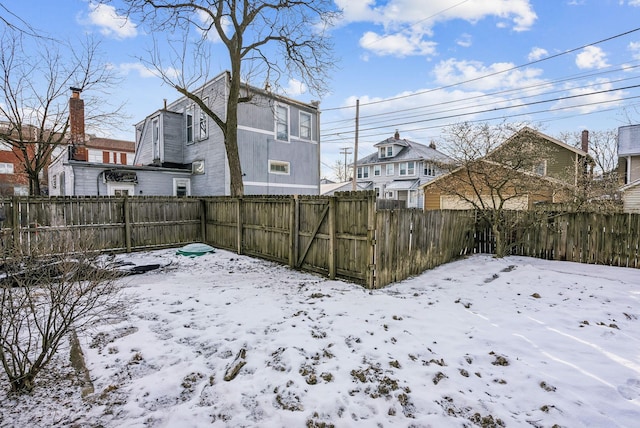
left=109, top=0, right=340, bottom=196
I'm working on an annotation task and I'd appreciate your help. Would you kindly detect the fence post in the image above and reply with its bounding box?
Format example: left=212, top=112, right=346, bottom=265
left=200, top=198, right=207, bottom=243
left=123, top=195, right=131, bottom=253
left=366, top=191, right=377, bottom=289
left=288, top=196, right=298, bottom=268
left=11, top=196, right=20, bottom=255
left=236, top=197, right=243, bottom=255
left=328, top=196, right=336, bottom=279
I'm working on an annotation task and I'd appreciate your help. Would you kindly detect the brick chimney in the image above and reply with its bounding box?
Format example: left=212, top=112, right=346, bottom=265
left=69, top=87, right=88, bottom=161
left=394, top=129, right=400, bottom=140
left=581, top=129, right=589, bottom=153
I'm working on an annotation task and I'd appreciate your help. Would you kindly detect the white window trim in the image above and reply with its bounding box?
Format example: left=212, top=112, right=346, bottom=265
left=0, top=162, right=14, bottom=174
left=173, top=178, right=191, bottom=196
left=107, top=182, right=135, bottom=196
left=198, top=98, right=208, bottom=141
left=275, top=104, right=290, bottom=142
left=299, top=111, right=312, bottom=140
left=269, top=159, right=290, bottom=175
left=357, top=166, right=369, bottom=179
left=386, top=163, right=394, bottom=176
left=373, top=165, right=381, bottom=176
left=533, top=160, right=547, bottom=176
left=399, top=161, right=415, bottom=176
left=152, top=117, right=161, bottom=160
left=186, top=106, right=194, bottom=145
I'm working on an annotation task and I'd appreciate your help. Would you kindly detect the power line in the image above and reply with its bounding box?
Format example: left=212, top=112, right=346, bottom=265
left=321, top=87, right=640, bottom=144
left=321, top=61, right=640, bottom=128
left=322, top=26, right=640, bottom=112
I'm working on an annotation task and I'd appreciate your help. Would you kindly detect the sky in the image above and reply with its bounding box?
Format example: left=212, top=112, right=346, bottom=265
left=1, top=248, right=639, bottom=426
left=4, top=0, right=640, bottom=179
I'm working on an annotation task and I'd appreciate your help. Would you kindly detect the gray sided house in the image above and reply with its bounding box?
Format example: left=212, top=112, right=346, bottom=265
left=353, top=131, right=453, bottom=209
left=618, top=124, right=640, bottom=212
left=49, top=88, right=191, bottom=197
left=134, top=71, right=321, bottom=196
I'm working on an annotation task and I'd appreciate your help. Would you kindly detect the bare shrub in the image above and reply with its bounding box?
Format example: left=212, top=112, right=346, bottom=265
left=0, top=233, right=123, bottom=393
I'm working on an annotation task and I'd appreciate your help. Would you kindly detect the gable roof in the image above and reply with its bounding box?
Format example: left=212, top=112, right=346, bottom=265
left=419, top=158, right=574, bottom=190
left=357, top=135, right=452, bottom=166
left=85, top=137, right=135, bottom=152
left=507, top=127, right=587, bottom=157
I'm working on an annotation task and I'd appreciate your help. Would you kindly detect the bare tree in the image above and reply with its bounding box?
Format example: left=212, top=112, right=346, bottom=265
left=331, top=159, right=350, bottom=182
left=0, top=28, right=124, bottom=196
left=0, top=235, right=123, bottom=393
left=558, top=129, right=622, bottom=210
left=434, top=123, right=564, bottom=257
left=112, top=0, right=339, bottom=196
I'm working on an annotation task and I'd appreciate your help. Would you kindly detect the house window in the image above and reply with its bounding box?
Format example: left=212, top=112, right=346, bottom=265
left=107, top=183, right=135, bottom=196
left=386, top=191, right=394, bottom=199
left=374, top=186, right=380, bottom=197
left=152, top=118, right=160, bottom=160
left=379, top=148, right=386, bottom=158
left=88, top=151, right=102, bottom=163
left=399, top=161, right=415, bottom=176
left=173, top=178, right=191, bottom=197
left=52, top=175, right=57, bottom=189
left=357, top=166, right=369, bottom=179
left=276, top=105, right=289, bottom=141
left=533, top=160, right=546, bottom=176
left=373, top=165, right=381, bottom=176
left=386, top=146, right=393, bottom=157
left=424, top=162, right=435, bottom=176
left=269, top=160, right=290, bottom=175
left=300, top=111, right=312, bottom=139
left=386, top=164, right=394, bottom=176
left=0, top=162, right=14, bottom=174
left=199, top=99, right=208, bottom=140
left=186, top=107, right=194, bottom=144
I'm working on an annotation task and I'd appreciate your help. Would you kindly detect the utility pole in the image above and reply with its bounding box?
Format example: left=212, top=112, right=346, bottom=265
left=339, top=147, right=352, bottom=181
left=352, top=99, right=359, bottom=191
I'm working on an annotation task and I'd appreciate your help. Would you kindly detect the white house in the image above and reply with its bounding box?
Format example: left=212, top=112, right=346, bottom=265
left=351, top=131, right=453, bottom=208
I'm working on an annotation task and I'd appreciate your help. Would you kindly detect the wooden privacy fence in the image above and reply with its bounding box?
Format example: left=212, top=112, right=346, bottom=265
left=1, top=195, right=637, bottom=289
left=203, top=192, right=376, bottom=285
left=0, top=196, right=202, bottom=255
left=375, top=209, right=476, bottom=287
left=475, top=211, right=640, bottom=268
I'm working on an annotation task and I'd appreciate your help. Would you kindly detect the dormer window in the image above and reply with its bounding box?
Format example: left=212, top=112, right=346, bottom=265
left=386, top=146, right=393, bottom=157
left=379, top=147, right=385, bottom=158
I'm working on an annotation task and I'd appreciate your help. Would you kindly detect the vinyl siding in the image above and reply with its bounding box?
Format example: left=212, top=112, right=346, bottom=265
left=623, top=184, right=640, bottom=213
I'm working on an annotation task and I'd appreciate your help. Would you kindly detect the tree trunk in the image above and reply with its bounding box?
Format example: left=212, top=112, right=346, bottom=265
left=225, top=65, right=245, bottom=197
left=492, top=221, right=507, bottom=258
left=29, top=175, right=41, bottom=196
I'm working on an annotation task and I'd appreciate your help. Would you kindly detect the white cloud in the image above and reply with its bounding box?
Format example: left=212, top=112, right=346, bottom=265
left=554, top=79, right=623, bottom=113
left=359, top=31, right=437, bottom=57
left=283, top=79, right=308, bottom=97
left=456, top=33, right=472, bottom=48
left=87, top=2, right=137, bottom=39
left=195, top=10, right=231, bottom=43
left=629, top=41, right=640, bottom=60
left=528, top=47, right=548, bottom=61
left=433, top=58, right=545, bottom=92
left=575, top=46, right=609, bottom=69
left=336, top=0, right=537, bottom=58
left=628, top=0, right=640, bottom=6
left=119, top=63, right=180, bottom=80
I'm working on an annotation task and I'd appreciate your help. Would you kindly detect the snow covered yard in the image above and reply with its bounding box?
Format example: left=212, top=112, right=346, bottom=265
left=1, top=248, right=639, bottom=427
